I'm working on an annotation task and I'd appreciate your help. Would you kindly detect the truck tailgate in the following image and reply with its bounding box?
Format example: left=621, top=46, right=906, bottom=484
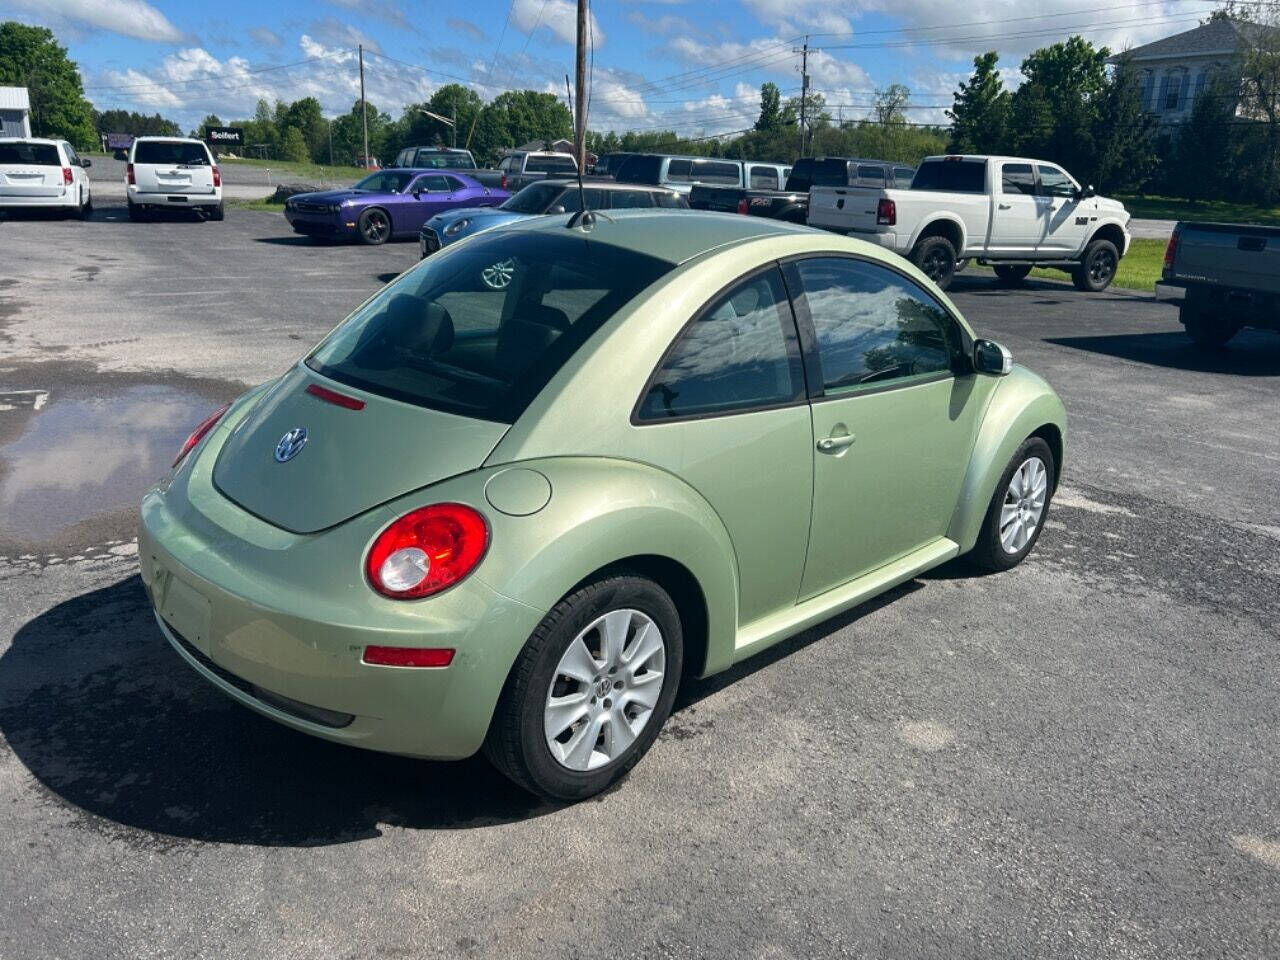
left=808, top=186, right=879, bottom=232
left=1176, top=223, right=1280, bottom=295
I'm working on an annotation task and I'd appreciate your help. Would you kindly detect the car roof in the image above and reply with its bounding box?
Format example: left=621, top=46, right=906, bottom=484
left=540, top=179, right=676, bottom=193
left=508, top=209, right=811, bottom=265
left=0, top=137, right=62, bottom=144
left=132, top=136, right=205, bottom=143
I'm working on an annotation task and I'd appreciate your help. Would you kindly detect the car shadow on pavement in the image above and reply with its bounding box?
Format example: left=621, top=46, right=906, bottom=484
left=947, top=274, right=1156, bottom=304
left=1046, top=330, right=1280, bottom=375
left=0, top=576, right=556, bottom=848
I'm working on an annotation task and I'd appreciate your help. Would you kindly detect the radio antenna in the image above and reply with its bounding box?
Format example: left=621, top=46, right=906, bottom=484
left=565, top=73, right=593, bottom=230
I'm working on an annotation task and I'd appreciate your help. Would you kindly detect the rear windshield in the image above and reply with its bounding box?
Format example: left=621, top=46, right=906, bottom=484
left=501, top=182, right=570, bottom=214
left=785, top=158, right=848, bottom=192
left=0, top=142, right=60, bottom=165
left=911, top=159, right=987, bottom=193
left=306, top=232, right=674, bottom=422
left=525, top=155, right=577, bottom=173
left=615, top=155, right=663, bottom=184
left=133, top=140, right=211, bottom=165
left=416, top=149, right=475, bottom=169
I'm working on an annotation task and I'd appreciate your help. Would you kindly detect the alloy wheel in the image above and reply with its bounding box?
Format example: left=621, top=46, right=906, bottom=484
left=1000, top=456, right=1048, bottom=554
left=481, top=258, right=516, bottom=290
left=362, top=211, right=389, bottom=243
left=922, top=249, right=950, bottom=281
left=543, top=609, right=666, bottom=771
left=1089, top=248, right=1116, bottom=285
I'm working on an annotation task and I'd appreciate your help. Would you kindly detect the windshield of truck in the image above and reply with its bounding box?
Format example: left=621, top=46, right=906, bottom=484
left=615, top=155, right=663, bottom=184
left=785, top=158, right=848, bottom=191
left=307, top=232, right=675, bottom=423
left=911, top=159, right=986, bottom=193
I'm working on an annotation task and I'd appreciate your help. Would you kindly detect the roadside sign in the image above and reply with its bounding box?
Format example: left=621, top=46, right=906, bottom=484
left=205, top=126, right=244, bottom=147
left=106, top=132, right=134, bottom=150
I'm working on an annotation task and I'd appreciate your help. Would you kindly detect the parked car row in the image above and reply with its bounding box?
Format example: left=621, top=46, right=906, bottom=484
left=0, top=137, right=94, bottom=217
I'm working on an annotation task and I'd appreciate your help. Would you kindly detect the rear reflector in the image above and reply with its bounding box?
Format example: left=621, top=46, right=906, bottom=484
left=305, top=382, right=365, bottom=410
left=362, top=646, right=455, bottom=667
left=737, top=198, right=749, bottom=215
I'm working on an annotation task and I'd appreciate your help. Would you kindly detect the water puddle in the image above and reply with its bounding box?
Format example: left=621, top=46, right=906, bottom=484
left=0, top=382, right=227, bottom=556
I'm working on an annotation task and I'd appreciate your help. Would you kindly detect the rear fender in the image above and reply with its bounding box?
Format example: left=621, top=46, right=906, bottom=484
left=947, top=368, right=1068, bottom=552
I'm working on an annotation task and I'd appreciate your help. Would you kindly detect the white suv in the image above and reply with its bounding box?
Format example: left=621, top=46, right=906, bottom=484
left=0, top=138, right=93, bottom=217
left=127, top=136, right=223, bottom=221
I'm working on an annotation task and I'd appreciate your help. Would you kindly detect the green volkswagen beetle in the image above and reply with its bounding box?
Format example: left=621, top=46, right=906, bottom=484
left=139, top=210, right=1065, bottom=800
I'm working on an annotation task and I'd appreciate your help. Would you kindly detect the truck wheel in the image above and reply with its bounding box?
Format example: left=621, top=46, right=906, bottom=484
left=1071, top=239, right=1119, bottom=292
left=911, top=236, right=957, bottom=290
left=208, top=203, right=225, bottom=222
left=1180, top=304, right=1240, bottom=348
left=127, top=200, right=145, bottom=222
left=993, top=264, right=1032, bottom=285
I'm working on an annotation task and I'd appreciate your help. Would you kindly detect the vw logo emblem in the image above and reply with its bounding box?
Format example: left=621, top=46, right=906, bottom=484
left=274, top=427, right=308, bottom=463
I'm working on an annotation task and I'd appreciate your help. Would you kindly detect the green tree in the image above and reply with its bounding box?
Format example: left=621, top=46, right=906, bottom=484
left=94, top=109, right=181, bottom=137
left=280, top=126, right=309, bottom=163
left=1088, top=54, right=1158, bottom=193
left=284, top=97, right=326, bottom=162
left=469, top=90, right=572, bottom=162
left=1010, top=36, right=1110, bottom=171
left=1237, top=11, right=1280, bottom=201
left=947, top=52, right=1010, bottom=153
left=0, top=22, right=95, bottom=147
left=755, top=82, right=782, bottom=131
left=873, top=83, right=911, bottom=125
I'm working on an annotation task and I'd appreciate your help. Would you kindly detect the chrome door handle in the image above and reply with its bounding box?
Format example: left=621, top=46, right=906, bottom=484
left=817, top=434, right=856, bottom=453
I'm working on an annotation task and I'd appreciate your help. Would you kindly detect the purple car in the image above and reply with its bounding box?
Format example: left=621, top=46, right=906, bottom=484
left=283, top=168, right=509, bottom=245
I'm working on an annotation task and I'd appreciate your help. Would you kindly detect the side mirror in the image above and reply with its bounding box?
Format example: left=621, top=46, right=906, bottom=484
left=1076, top=183, right=1095, bottom=200
left=973, top=339, right=1013, bottom=376
left=548, top=204, right=566, bottom=214
left=412, top=188, right=421, bottom=199
left=81, top=157, right=92, bottom=168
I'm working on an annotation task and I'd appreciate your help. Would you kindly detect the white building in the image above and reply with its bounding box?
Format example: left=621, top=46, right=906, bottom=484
left=1112, top=18, right=1277, bottom=126
left=0, top=86, right=32, bottom=138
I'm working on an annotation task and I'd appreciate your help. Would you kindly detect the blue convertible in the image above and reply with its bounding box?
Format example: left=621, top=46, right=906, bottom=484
left=420, top=179, right=686, bottom=278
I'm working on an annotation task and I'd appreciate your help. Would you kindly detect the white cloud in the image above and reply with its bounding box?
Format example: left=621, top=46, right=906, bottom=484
left=7, top=0, right=185, bottom=43
left=512, top=0, right=605, bottom=47
left=323, top=0, right=409, bottom=31
left=741, top=0, right=852, bottom=36
left=248, top=27, right=284, bottom=49
left=308, top=17, right=382, bottom=55
left=89, top=37, right=436, bottom=130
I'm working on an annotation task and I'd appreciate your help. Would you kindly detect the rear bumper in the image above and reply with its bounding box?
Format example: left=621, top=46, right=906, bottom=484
left=128, top=185, right=221, bottom=207
left=0, top=189, right=79, bottom=208
left=138, top=413, right=546, bottom=760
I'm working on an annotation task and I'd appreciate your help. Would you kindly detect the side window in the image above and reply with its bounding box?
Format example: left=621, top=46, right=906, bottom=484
left=63, top=142, right=79, bottom=165
left=748, top=165, right=778, bottom=189
left=637, top=268, right=803, bottom=421
left=791, top=257, right=962, bottom=396
left=1001, top=163, right=1036, bottom=195
left=665, top=159, right=692, bottom=182
left=1036, top=165, right=1075, bottom=198
left=396, top=149, right=411, bottom=167
left=893, top=167, right=915, bottom=188
left=443, top=175, right=465, bottom=192
left=856, top=165, right=886, bottom=184
left=653, top=191, right=685, bottom=208
left=413, top=175, right=451, bottom=192
left=608, top=189, right=654, bottom=209
left=691, top=160, right=740, bottom=184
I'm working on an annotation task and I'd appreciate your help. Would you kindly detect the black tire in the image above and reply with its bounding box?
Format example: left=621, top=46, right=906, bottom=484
left=1180, top=303, right=1239, bottom=348
left=127, top=200, right=145, bottom=222
left=910, top=235, right=958, bottom=290
left=993, top=264, right=1032, bottom=285
left=1071, top=238, right=1119, bottom=292
left=967, top=437, right=1056, bottom=573
left=78, top=191, right=92, bottom=219
left=357, top=207, right=391, bottom=245
left=208, top=203, right=225, bottom=221
left=484, top=574, right=684, bottom=801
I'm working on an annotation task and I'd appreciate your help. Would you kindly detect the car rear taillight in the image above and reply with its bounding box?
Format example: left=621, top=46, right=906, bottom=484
left=212, top=165, right=221, bottom=187
left=173, top=402, right=231, bottom=467
left=1163, top=225, right=1180, bottom=274
left=500, top=173, right=508, bottom=190
left=362, top=646, right=455, bottom=667
left=877, top=198, right=896, bottom=226
left=62, top=167, right=73, bottom=185
left=366, top=503, right=489, bottom=599
left=127, top=163, right=135, bottom=185
left=737, top=198, right=749, bottom=215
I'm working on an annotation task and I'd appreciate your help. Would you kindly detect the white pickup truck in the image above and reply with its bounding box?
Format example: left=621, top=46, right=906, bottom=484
left=807, top=155, right=1131, bottom=292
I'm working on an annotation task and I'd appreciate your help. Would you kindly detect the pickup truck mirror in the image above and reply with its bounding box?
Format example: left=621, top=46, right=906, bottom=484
left=81, top=157, right=92, bottom=168
left=973, top=339, right=1013, bottom=376
left=1077, top=184, right=1096, bottom=200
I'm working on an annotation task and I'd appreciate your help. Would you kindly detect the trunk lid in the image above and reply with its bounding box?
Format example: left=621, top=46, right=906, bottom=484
left=0, top=141, right=64, bottom=197
left=212, top=367, right=508, bottom=534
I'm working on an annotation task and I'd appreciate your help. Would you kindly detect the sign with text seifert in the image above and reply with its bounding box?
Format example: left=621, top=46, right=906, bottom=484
left=204, top=126, right=244, bottom=147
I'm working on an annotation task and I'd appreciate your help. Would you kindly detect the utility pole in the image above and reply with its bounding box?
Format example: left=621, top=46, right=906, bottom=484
left=793, top=38, right=810, bottom=158
left=327, top=118, right=333, bottom=166
left=359, top=44, right=369, bottom=168
left=452, top=96, right=457, bottom=149
left=574, top=0, right=588, bottom=171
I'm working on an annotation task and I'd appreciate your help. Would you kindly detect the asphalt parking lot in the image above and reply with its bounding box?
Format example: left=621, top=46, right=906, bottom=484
left=1, top=202, right=1278, bottom=959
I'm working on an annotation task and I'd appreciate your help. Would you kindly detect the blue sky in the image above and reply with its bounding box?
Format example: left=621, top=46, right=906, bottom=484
left=0, top=0, right=1224, bottom=133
